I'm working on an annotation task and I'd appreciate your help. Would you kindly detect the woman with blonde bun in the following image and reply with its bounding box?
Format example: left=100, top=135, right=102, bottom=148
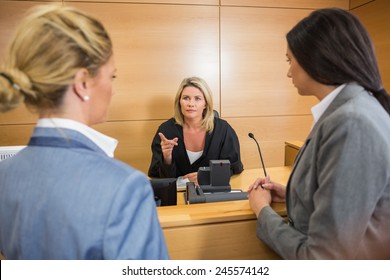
left=0, top=5, right=168, bottom=260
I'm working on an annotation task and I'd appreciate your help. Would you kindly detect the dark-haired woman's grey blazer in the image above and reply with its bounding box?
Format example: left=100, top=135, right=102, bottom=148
left=257, top=83, right=390, bottom=259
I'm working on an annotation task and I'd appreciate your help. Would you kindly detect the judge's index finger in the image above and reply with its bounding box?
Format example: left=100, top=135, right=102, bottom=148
left=158, top=132, right=168, bottom=142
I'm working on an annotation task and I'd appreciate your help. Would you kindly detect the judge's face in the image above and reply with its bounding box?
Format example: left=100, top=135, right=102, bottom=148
left=179, top=86, right=207, bottom=122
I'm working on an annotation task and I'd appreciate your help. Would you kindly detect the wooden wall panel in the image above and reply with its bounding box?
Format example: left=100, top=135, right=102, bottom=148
left=94, top=120, right=161, bottom=174
left=0, top=2, right=220, bottom=123
left=163, top=220, right=281, bottom=259
left=350, top=0, right=374, bottom=9
left=0, top=0, right=59, bottom=53
left=221, top=7, right=317, bottom=118
left=221, top=0, right=349, bottom=9
left=0, top=1, right=58, bottom=125
left=8, top=2, right=219, bottom=122
left=0, top=125, right=34, bottom=147
left=351, top=0, right=390, bottom=91
left=227, top=115, right=312, bottom=169
left=66, top=0, right=219, bottom=4
left=0, top=106, right=37, bottom=125
left=75, top=2, right=219, bottom=121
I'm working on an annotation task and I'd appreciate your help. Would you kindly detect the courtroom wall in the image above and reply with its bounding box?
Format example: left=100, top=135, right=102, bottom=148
left=351, top=0, right=390, bottom=93
left=1, top=0, right=387, bottom=175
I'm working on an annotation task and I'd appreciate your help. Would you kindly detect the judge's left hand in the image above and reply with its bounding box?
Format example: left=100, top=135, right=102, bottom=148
left=183, top=172, right=198, bottom=185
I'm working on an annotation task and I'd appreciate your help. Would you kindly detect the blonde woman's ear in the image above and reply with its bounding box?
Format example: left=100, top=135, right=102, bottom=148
left=73, top=68, right=91, bottom=102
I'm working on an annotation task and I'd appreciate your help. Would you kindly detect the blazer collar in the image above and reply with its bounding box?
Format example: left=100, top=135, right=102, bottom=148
left=307, top=83, right=368, bottom=141
left=287, top=83, right=368, bottom=188
left=30, top=127, right=106, bottom=156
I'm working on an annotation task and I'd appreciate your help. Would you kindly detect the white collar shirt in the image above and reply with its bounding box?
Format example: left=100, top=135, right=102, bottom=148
left=311, top=84, right=347, bottom=127
left=36, top=118, right=118, bottom=158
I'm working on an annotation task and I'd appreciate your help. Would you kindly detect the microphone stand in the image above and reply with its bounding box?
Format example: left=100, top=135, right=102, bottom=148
left=248, top=132, right=267, bottom=177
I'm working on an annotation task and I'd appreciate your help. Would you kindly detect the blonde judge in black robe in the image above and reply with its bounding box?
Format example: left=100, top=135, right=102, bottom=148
left=148, top=77, right=243, bottom=183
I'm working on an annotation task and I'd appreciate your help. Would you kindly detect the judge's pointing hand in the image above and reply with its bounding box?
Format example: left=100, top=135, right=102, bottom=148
left=158, top=132, right=178, bottom=165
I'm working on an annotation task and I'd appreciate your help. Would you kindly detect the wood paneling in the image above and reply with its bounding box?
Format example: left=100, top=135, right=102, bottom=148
left=0, top=106, right=37, bottom=125
left=0, top=1, right=59, bottom=54
left=70, top=2, right=220, bottom=121
left=67, top=0, right=219, bottom=4
left=0, top=1, right=58, bottom=125
left=221, top=0, right=348, bottom=9
left=0, top=124, right=34, bottom=147
left=227, top=115, right=312, bottom=170
left=350, top=0, right=374, bottom=9
left=1, top=2, right=220, bottom=123
left=351, top=0, right=390, bottom=91
left=93, top=120, right=162, bottom=174
left=0, top=0, right=61, bottom=68
left=221, top=7, right=317, bottom=117
left=163, top=219, right=281, bottom=259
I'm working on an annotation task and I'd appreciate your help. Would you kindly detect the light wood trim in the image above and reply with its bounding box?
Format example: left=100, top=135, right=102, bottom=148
left=66, top=0, right=219, bottom=4
left=284, top=140, right=303, bottom=166
left=285, top=140, right=303, bottom=150
left=221, top=0, right=348, bottom=9
left=350, top=0, right=373, bottom=9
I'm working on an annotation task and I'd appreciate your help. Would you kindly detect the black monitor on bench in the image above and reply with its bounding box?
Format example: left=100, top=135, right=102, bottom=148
left=149, top=178, right=177, bottom=207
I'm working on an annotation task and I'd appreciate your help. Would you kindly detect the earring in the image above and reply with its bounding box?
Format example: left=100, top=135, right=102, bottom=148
left=83, top=96, right=90, bottom=102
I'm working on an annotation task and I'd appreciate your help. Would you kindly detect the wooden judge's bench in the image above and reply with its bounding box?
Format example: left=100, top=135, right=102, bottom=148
left=157, top=141, right=302, bottom=260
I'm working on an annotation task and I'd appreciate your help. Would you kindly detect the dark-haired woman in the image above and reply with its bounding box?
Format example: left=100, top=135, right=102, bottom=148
left=248, top=8, right=390, bottom=259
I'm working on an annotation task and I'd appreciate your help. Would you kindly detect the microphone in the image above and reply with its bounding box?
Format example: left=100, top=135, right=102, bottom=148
left=248, top=132, right=267, bottom=177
